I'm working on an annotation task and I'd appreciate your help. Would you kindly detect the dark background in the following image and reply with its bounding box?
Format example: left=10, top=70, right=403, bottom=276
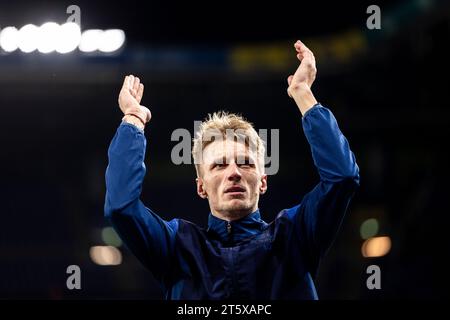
left=1, top=0, right=449, bottom=299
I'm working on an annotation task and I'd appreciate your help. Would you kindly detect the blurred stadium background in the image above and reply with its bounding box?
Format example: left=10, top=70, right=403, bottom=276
left=0, top=0, right=449, bottom=299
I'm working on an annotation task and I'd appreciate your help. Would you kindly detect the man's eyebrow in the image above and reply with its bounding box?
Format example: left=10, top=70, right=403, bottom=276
left=236, top=155, right=256, bottom=164
left=208, top=154, right=255, bottom=166
left=210, top=156, right=226, bottom=165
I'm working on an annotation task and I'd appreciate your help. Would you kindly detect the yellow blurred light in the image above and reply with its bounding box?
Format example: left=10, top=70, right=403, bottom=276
left=230, top=43, right=290, bottom=72
left=361, top=236, right=391, bottom=258
left=89, top=245, right=122, bottom=266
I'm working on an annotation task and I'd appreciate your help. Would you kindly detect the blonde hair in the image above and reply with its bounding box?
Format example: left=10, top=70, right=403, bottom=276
left=192, top=111, right=265, bottom=177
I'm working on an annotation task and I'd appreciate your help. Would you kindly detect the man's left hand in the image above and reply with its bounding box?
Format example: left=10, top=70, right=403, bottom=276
left=287, top=40, right=317, bottom=96
left=287, top=40, right=318, bottom=115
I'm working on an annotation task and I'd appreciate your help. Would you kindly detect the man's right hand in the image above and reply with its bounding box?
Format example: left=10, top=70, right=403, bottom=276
left=118, top=75, right=151, bottom=126
left=119, top=74, right=144, bottom=112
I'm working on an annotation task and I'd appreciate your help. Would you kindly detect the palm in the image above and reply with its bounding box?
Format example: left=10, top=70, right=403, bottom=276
left=292, top=63, right=311, bottom=85
left=118, top=75, right=144, bottom=114
left=287, top=40, right=317, bottom=97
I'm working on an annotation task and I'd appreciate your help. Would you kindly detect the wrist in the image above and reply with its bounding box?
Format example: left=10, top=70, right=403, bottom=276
left=122, top=105, right=151, bottom=129
left=289, top=83, right=318, bottom=116
left=122, top=114, right=145, bottom=130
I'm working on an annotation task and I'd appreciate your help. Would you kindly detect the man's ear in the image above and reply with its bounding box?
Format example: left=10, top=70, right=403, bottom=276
left=259, top=174, right=268, bottom=194
left=196, top=177, right=208, bottom=199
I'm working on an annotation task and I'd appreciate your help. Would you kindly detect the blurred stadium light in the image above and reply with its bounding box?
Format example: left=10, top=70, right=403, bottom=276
left=89, top=246, right=122, bottom=266
left=360, top=218, right=380, bottom=240
left=0, top=26, right=19, bottom=52
left=101, top=227, right=123, bottom=247
left=0, top=22, right=124, bottom=54
left=361, top=236, right=392, bottom=258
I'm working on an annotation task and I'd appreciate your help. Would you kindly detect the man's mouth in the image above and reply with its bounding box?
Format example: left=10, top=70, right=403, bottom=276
left=224, top=186, right=246, bottom=195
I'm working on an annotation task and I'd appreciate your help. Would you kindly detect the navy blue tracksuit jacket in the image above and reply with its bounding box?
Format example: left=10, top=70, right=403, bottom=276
left=104, top=103, right=360, bottom=299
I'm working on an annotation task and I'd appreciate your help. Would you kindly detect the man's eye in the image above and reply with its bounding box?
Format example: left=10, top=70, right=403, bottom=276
left=239, top=161, right=255, bottom=168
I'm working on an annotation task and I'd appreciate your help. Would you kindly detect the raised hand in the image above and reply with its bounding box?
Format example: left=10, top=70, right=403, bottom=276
left=118, top=75, right=145, bottom=114
left=287, top=40, right=317, bottom=98
left=118, top=75, right=151, bottom=126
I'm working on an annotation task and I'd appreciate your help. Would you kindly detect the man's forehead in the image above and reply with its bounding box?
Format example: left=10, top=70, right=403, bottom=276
left=203, top=140, right=254, bottom=159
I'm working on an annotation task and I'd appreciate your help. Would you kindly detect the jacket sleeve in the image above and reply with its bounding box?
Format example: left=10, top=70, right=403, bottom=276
left=286, top=104, right=360, bottom=273
left=104, top=122, right=178, bottom=285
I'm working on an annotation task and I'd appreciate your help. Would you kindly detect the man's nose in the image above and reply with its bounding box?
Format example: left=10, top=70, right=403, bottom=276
left=226, top=163, right=242, bottom=181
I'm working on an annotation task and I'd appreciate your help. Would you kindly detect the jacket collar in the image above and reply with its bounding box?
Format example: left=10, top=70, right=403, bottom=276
left=207, top=209, right=267, bottom=244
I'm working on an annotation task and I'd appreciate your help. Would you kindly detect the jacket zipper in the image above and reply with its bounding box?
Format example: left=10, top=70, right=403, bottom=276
left=227, top=221, right=232, bottom=235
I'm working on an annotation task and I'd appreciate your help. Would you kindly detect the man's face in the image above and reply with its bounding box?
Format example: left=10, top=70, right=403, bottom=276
left=196, top=139, right=267, bottom=220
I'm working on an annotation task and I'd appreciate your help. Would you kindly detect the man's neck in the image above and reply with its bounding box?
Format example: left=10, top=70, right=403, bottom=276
left=212, top=208, right=256, bottom=222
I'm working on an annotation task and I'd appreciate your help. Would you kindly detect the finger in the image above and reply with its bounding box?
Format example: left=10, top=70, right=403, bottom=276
left=133, top=77, right=140, bottom=95
left=303, top=51, right=316, bottom=67
left=295, top=40, right=314, bottom=57
left=294, top=41, right=305, bottom=61
left=136, top=83, right=144, bottom=102
left=122, top=75, right=129, bottom=89
left=300, top=41, right=315, bottom=57
left=287, top=75, right=293, bottom=86
left=287, top=87, right=292, bottom=98
left=128, top=75, right=134, bottom=91
left=302, top=50, right=313, bottom=61
left=128, top=75, right=137, bottom=96
left=295, top=42, right=307, bottom=55
left=294, top=40, right=303, bottom=53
